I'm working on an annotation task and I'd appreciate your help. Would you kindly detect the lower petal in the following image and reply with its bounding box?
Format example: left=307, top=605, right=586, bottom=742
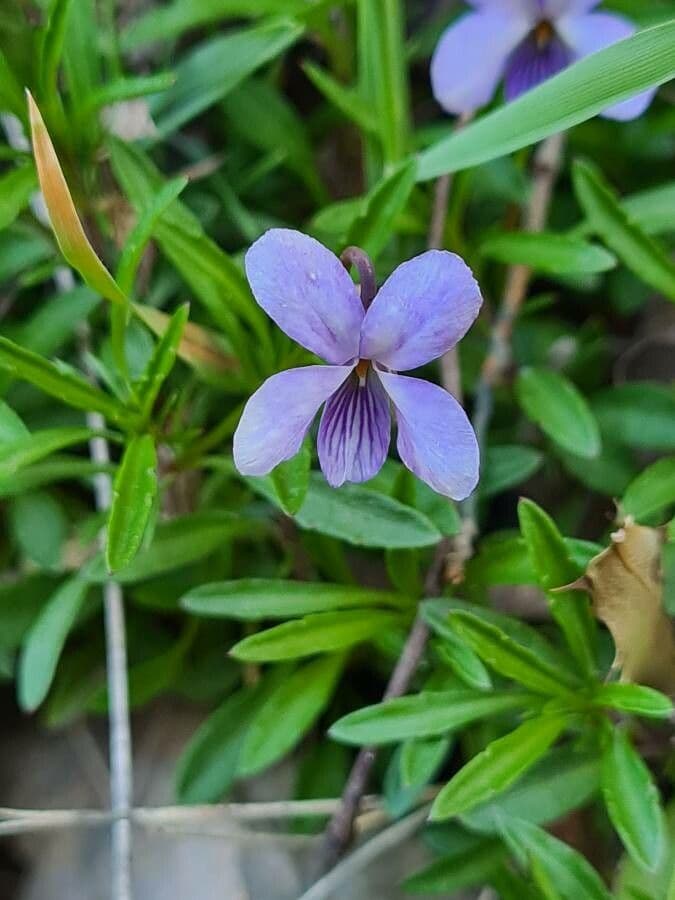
left=557, top=12, right=656, bottom=120
left=233, top=365, right=352, bottom=476
left=378, top=372, right=479, bottom=501
left=431, top=10, right=530, bottom=115
left=317, top=369, right=391, bottom=487
left=504, top=32, right=571, bottom=101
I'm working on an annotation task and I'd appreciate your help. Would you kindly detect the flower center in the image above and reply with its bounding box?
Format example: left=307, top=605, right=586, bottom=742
left=533, top=19, right=555, bottom=49
left=355, top=359, right=370, bottom=381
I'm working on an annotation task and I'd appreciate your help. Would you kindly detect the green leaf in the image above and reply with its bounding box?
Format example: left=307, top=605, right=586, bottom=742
left=592, top=383, right=675, bottom=451
left=400, top=735, right=452, bottom=789
left=106, top=435, right=158, bottom=573
left=302, top=61, right=376, bottom=134
left=0, top=48, right=25, bottom=118
left=433, top=631, right=493, bottom=691
left=404, top=840, right=505, bottom=894
left=270, top=444, right=310, bottom=516
left=175, top=684, right=264, bottom=803
left=481, top=445, right=544, bottom=498
left=481, top=232, right=616, bottom=276
left=417, top=21, right=675, bottom=180
left=347, top=158, right=417, bottom=259
left=181, top=578, right=407, bottom=619
left=516, top=367, right=601, bottom=459
left=329, top=689, right=532, bottom=745
left=573, top=159, right=675, bottom=302
left=602, top=727, right=665, bottom=871
left=0, top=337, right=134, bottom=427
left=79, top=72, right=176, bottom=117
left=448, top=610, right=579, bottom=695
left=86, top=511, right=264, bottom=584
left=0, top=427, right=95, bottom=479
left=430, top=714, right=569, bottom=820
left=237, top=654, right=344, bottom=776
left=150, top=20, right=303, bottom=136
left=0, top=399, right=29, bottom=443
left=0, top=455, right=114, bottom=499
left=594, top=683, right=674, bottom=719
left=10, top=491, right=67, bottom=570
left=621, top=180, right=675, bottom=236
left=39, top=0, right=74, bottom=98
left=230, top=609, right=401, bottom=662
left=462, top=748, right=600, bottom=834
left=500, top=818, right=611, bottom=900
left=518, top=498, right=595, bottom=676
left=17, top=577, right=89, bottom=711
left=622, top=456, right=675, bottom=522
left=0, top=164, right=36, bottom=230
left=251, top=473, right=441, bottom=549
left=136, top=304, right=188, bottom=419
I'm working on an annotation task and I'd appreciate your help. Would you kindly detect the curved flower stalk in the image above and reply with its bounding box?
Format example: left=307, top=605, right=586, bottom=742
left=233, top=229, right=483, bottom=500
left=431, top=0, right=656, bottom=121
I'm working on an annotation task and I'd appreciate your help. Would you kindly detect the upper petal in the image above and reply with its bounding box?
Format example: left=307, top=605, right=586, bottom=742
left=504, top=31, right=571, bottom=101
left=538, top=0, right=600, bottom=15
left=430, top=8, right=531, bottom=114
left=359, top=250, right=482, bottom=372
left=317, top=368, right=391, bottom=487
left=378, top=372, right=479, bottom=501
left=233, top=365, right=352, bottom=476
left=557, top=13, right=656, bottom=120
left=245, top=229, right=364, bottom=364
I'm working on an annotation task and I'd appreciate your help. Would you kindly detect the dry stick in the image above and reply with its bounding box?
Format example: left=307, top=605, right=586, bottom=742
left=318, top=130, right=567, bottom=873
left=2, top=111, right=134, bottom=900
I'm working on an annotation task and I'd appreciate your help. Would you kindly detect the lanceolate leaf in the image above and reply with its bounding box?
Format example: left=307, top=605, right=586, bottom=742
left=417, top=21, right=675, bottom=180
left=481, top=232, right=616, bottom=276
left=593, top=683, right=674, bottom=719
left=573, top=160, right=675, bottom=302
left=622, top=456, right=675, bottom=522
left=602, top=727, right=665, bottom=871
left=430, top=715, right=569, bottom=820
left=0, top=427, right=96, bottom=479
left=136, top=304, right=189, bottom=419
left=106, top=434, right=158, bottom=573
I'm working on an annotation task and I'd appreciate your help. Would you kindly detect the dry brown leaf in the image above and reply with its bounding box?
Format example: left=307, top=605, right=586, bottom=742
left=564, top=519, right=675, bottom=694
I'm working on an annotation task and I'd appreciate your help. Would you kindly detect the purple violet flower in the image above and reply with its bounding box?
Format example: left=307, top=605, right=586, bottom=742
left=233, top=229, right=483, bottom=500
left=431, top=0, right=656, bottom=120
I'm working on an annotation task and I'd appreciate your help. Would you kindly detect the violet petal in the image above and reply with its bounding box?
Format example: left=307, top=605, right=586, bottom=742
left=504, top=30, right=571, bottom=101
left=317, top=368, right=391, bottom=487
left=378, top=371, right=479, bottom=500
left=233, top=365, right=353, bottom=476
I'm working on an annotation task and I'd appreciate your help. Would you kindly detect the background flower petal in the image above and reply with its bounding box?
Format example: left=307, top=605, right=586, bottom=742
left=359, top=250, right=482, bottom=372
left=245, top=229, right=364, bottom=364
left=233, top=365, right=352, bottom=476
left=539, top=0, right=600, bottom=15
left=430, top=8, right=531, bottom=114
left=557, top=12, right=656, bottom=120
left=317, top=369, right=391, bottom=487
left=378, top=372, right=479, bottom=500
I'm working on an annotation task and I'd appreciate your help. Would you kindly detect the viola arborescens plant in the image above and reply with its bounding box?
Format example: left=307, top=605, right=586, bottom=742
left=233, top=229, right=482, bottom=500
left=431, top=0, right=657, bottom=120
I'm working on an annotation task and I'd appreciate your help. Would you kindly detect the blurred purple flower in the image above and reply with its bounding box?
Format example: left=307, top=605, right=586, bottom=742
left=431, top=0, right=656, bottom=120
left=233, top=229, right=483, bottom=500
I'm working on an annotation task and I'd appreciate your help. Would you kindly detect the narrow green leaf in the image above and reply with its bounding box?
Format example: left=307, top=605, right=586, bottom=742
left=230, top=609, right=401, bottom=662
left=430, top=714, right=569, bottom=820
left=10, top=491, right=67, bottom=570
left=181, top=578, right=407, bottom=619
left=136, top=304, right=189, bottom=420
left=404, top=840, right=505, bottom=894
left=0, top=337, right=134, bottom=427
left=0, top=399, right=29, bottom=443
left=251, top=472, right=441, bottom=549
left=449, top=611, right=579, bottom=695
left=516, top=367, right=601, bottom=459
left=270, top=444, right=310, bottom=516
left=329, top=689, right=532, bottom=745
left=592, top=383, right=675, bottom=451
left=622, top=456, right=675, bottom=522
left=481, top=445, right=544, bottom=498
left=518, top=498, right=595, bottom=676
left=417, top=21, right=675, bottom=180
left=573, top=159, right=675, bottom=302
left=40, top=0, right=74, bottom=98
left=481, top=232, right=616, bottom=276
left=400, top=735, right=452, bottom=789
left=106, top=435, right=157, bottom=573
left=237, top=654, right=344, bottom=776
left=302, top=61, right=376, bottom=133
left=0, top=455, right=114, bottom=499
left=17, top=577, right=88, bottom=711
left=594, top=683, right=674, bottom=719
left=347, top=158, right=417, bottom=259
left=80, top=72, right=175, bottom=117
left=433, top=633, right=493, bottom=691
left=0, top=427, right=95, bottom=479
left=602, top=727, right=665, bottom=871
left=0, top=164, right=36, bottom=230
left=150, top=20, right=303, bottom=136
left=500, top=818, right=611, bottom=900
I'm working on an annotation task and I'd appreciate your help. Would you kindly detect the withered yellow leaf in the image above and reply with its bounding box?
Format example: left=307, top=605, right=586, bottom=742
left=567, top=520, right=675, bottom=694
